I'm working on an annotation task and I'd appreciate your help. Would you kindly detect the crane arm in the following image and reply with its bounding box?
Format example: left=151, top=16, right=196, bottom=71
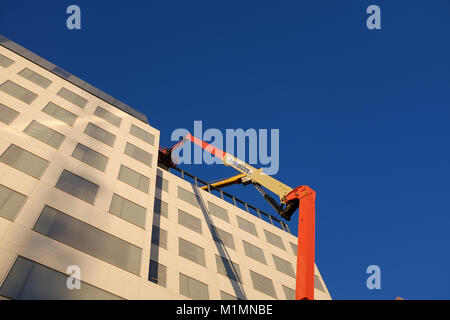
left=186, top=133, right=293, bottom=202
left=168, top=133, right=316, bottom=300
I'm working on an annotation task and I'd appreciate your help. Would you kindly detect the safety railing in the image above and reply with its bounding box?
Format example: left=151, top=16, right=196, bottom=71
left=167, top=166, right=291, bottom=234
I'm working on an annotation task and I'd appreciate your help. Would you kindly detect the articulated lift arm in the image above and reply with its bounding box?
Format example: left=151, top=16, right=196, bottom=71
left=181, top=133, right=316, bottom=300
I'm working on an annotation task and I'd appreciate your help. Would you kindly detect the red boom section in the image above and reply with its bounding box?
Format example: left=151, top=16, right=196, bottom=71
left=186, top=133, right=226, bottom=159
left=185, top=133, right=316, bottom=300
left=285, top=186, right=316, bottom=300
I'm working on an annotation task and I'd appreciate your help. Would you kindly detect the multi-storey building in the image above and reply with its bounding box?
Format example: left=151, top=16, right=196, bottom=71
left=0, top=34, right=331, bottom=300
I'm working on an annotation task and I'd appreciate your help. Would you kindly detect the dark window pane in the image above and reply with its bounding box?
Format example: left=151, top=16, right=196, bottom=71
left=55, top=170, right=99, bottom=204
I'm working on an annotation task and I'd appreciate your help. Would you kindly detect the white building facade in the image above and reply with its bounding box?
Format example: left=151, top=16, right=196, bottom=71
left=0, top=35, right=331, bottom=300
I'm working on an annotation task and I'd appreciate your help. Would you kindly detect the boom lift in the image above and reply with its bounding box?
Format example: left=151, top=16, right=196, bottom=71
left=159, top=133, right=316, bottom=300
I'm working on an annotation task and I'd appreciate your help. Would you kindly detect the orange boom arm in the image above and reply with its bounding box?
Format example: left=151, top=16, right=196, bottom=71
left=183, top=133, right=316, bottom=300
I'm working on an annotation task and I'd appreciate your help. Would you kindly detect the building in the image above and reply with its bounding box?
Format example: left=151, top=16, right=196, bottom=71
left=0, top=34, right=331, bottom=300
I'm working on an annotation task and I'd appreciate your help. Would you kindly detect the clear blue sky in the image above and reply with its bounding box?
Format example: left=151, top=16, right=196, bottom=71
left=1, top=0, right=449, bottom=300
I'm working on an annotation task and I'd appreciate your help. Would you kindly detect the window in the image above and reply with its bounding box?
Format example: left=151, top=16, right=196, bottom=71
left=156, top=175, right=168, bottom=192
left=0, top=103, right=20, bottom=125
left=179, top=273, right=209, bottom=300
left=0, top=256, right=123, bottom=300
left=117, top=165, right=149, bottom=193
left=242, top=240, right=266, bottom=265
left=24, top=120, right=65, bottom=149
left=178, top=238, right=205, bottom=267
left=18, top=68, right=52, bottom=89
left=42, top=102, right=77, bottom=126
left=149, top=260, right=166, bottom=287
left=208, top=201, right=229, bottom=222
left=0, top=144, right=49, bottom=179
left=153, top=198, right=168, bottom=218
left=130, top=124, right=154, bottom=146
left=84, top=123, right=116, bottom=147
left=236, top=216, right=258, bottom=237
left=0, top=184, right=27, bottom=221
left=264, top=229, right=285, bottom=250
left=220, top=291, right=238, bottom=300
left=178, top=209, right=202, bottom=234
left=0, top=80, right=37, bottom=105
left=177, top=186, right=199, bottom=208
left=124, top=142, right=152, bottom=166
left=55, top=170, right=99, bottom=204
left=215, top=255, right=242, bottom=283
left=282, top=286, right=295, bottom=300
left=0, top=53, right=14, bottom=68
left=94, top=106, right=121, bottom=127
left=109, top=194, right=146, bottom=228
left=314, top=275, right=326, bottom=292
left=72, top=143, right=108, bottom=171
left=33, top=206, right=142, bottom=275
left=249, top=270, right=277, bottom=299
left=211, top=226, right=235, bottom=250
left=272, top=255, right=295, bottom=278
left=290, top=242, right=298, bottom=256
left=151, top=226, right=167, bottom=249
left=57, top=87, right=87, bottom=108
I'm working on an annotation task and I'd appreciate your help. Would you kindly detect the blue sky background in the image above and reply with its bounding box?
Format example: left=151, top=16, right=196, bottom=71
left=1, top=0, right=449, bottom=299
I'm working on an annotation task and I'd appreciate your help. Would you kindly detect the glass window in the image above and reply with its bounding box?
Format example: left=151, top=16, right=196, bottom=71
left=249, top=270, right=277, bottom=299
left=242, top=240, right=266, bottom=265
left=179, top=273, right=209, bottom=300
left=236, top=216, right=258, bottom=237
left=178, top=238, right=205, bottom=267
left=220, top=291, right=238, bottom=300
left=290, top=242, right=298, bottom=256
left=178, top=209, right=202, bottom=234
left=94, top=106, right=121, bottom=127
left=18, top=68, right=52, bottom=89
left=0, top=103, right=20, bottom=125
left=0, top=144, right=49, bottom=179
left=149, top=260, right=166, bottom=287
left=33, top=206, right=142, bottom=275
left=84, top=123, right=116, bottom=147
left=211, top=225, right=235, bottom=250
left=151, top=226, right=167, bottom=249
left=130, top=124, right=154, bottom=146
left=0, top=53, right=14, bottom=68
left=177, top=186, right=199, bottom=208
left=57, top=87, right=87, bottom=108
left=314, top=275, right=326, bottom=292
left=272, top=255, right=295, bottom=278
left=0, top=256, right=123, bottom=300
left=0, top=80, right=37, bottom=105
left=156, top=175, right=168, bottom=192
left=72, top=143, right=108, bottom=172
left=42, top=102, right=77, bottom=126
left=109, top=194, right=146, bottom=228
left=208, top=201, right=229, bottom=222
left=117, top=165, right=149, bottom=194
left=124, top=142, right=152, bottom=167
left=55, top=170, right=99, bottom=204
left=282, top=285, right=295, bottom=300
left=264, top=229, right=285, bottom=250
left=23, top=120, right=65, bottom=149
left=215, top=254, right=242, bottom=283
left=153, top=198, right=168, bottom=218
left=0, top=184, right=27, bottom=221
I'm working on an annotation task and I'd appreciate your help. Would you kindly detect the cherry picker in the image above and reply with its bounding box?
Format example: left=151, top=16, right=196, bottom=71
left=159, top=133, right=316, bottom=300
